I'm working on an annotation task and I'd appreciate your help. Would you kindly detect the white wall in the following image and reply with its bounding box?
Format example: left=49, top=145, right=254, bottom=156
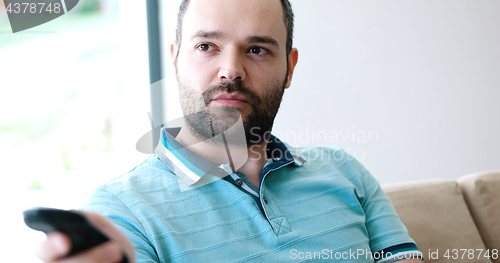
left=161, top=0, right=500, bottom=184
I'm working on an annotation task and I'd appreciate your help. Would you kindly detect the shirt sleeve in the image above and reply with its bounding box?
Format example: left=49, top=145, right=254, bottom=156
left=81, top=186, right=161, bottom=263
left=346, top=153, right=424, bottom=262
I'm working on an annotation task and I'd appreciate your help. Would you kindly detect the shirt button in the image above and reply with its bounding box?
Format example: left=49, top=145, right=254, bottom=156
left=235, top=179, right=243, bottom=187
left=263, top=196, right=268, bottom=204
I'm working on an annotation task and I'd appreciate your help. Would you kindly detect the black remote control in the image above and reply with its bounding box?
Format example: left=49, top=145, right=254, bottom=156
left=23, top=207, right=129, bottom=263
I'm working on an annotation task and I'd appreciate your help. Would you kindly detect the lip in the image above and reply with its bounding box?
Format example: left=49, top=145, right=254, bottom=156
left=212, top=93, right=248, bottom=102
left=210, top=93, right=249, bottom=107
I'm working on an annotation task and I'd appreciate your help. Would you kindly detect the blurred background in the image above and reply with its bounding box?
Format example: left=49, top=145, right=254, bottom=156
left=1, top=0, right=499, bottom=262
left=0, top=0, right=151, bottom=261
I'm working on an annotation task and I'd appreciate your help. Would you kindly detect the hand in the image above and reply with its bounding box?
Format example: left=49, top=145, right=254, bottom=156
left=35, top=211, right=135, bottom=263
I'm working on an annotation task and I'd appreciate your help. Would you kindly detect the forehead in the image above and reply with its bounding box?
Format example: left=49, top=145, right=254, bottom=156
left=182, top=0, right=286, bottom=46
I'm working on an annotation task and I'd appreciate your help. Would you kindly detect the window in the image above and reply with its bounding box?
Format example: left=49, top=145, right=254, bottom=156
left=1, top=1, right=150, bottom=261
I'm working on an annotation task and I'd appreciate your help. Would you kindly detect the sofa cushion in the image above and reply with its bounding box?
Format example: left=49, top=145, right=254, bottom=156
left=383, top=180, right=491, bottom=263
left=458, top=171, right=500, bottom=263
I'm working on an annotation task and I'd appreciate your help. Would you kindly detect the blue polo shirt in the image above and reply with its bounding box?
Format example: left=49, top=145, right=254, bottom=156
left=82, top=128, right=423, bottom=262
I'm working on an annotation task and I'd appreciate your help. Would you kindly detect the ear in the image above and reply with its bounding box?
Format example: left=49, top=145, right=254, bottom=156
left=284, top=48, right=299, bottom=89
left=170, top=41, right=179, bottom=66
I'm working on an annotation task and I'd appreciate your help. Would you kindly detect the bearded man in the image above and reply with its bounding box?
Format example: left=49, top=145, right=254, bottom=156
left=36, top=0, right=424, bottom=262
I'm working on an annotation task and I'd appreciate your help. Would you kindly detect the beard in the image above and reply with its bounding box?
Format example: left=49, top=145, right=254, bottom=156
left=178, top=76, right=287, bottom=147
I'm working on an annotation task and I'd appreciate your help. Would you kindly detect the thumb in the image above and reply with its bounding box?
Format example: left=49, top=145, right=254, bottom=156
left=36, top=232, right=72, bottom=262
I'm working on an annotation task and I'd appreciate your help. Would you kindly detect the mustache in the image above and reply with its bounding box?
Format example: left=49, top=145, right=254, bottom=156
left=202, top=81, right=260, bottom=106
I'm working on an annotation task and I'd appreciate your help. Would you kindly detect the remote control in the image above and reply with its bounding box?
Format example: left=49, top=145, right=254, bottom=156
left=23, top=207, right=129, bottom=263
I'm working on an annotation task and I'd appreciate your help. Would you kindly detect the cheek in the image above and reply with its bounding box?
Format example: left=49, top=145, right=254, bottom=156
left=247, top=67, right=286, bottom=96
left=178, top=56, right=217, bottom=91
left=178, top=78, right=208, bottom=115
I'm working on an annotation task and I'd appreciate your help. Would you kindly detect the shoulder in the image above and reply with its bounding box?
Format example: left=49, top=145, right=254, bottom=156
left=83, top=155, right=179, bottom=207
left=284, top=144, right=376, bottom=193
left=285, top=144, right=350, bottom=164
left=286, top=144, right=363, bottom=175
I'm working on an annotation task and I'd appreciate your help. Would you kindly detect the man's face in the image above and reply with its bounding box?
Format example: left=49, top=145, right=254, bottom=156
left=172, top=0, right=297, bottom=145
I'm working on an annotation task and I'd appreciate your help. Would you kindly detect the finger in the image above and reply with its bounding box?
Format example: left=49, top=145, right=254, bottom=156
left=36, top=232, right=72, bottom=262
left=55, top=241, right=123, bottom=263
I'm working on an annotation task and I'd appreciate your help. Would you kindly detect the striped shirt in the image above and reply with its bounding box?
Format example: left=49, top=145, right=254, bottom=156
left=82, top=128, right=423, bottom=262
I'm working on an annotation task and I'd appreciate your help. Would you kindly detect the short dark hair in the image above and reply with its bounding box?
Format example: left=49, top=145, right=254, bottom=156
left=175, top=0, right=295, bottom=55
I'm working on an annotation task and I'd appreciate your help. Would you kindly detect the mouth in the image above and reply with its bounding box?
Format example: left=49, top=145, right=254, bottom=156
left=210, top=93, right=249, bottom=107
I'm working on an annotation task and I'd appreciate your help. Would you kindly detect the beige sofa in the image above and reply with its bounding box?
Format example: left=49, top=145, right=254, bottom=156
left=383, top=171, right=500, bottom=263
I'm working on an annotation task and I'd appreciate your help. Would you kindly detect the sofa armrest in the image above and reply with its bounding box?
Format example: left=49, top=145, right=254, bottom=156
left=383, top=180, right=491, bottom=263
left=458, top=171, right=500, bottom=263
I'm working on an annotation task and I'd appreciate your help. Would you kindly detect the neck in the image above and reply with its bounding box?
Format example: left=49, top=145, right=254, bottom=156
left=237, top=141, right=269, bottom=188
left=176, top=126, right=269, bottom=188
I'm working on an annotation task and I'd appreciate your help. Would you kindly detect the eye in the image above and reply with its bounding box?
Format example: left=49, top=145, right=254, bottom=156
left=197, top=43, right=216, bottom=52
left=248, top=46, right=269, bottom=55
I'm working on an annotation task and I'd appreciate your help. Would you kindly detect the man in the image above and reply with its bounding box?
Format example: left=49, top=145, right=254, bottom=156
left=37, top=0, right=424, bottom=262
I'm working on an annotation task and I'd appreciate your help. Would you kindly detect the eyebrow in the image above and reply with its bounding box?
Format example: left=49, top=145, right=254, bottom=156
left=192, top=30, right=224, bottom=40
left=246, top=36, right=280, bottom=49
left=191, top=30, right=280, bottom=49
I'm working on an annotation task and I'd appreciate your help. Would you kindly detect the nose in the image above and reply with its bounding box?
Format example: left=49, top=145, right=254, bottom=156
left=217, top=49, right=246, bottom=81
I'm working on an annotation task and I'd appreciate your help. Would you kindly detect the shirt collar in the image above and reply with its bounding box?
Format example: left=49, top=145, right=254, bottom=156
left=266, top=135, right=306, bottom=166
left=157, top=127, right=305, bottom=186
